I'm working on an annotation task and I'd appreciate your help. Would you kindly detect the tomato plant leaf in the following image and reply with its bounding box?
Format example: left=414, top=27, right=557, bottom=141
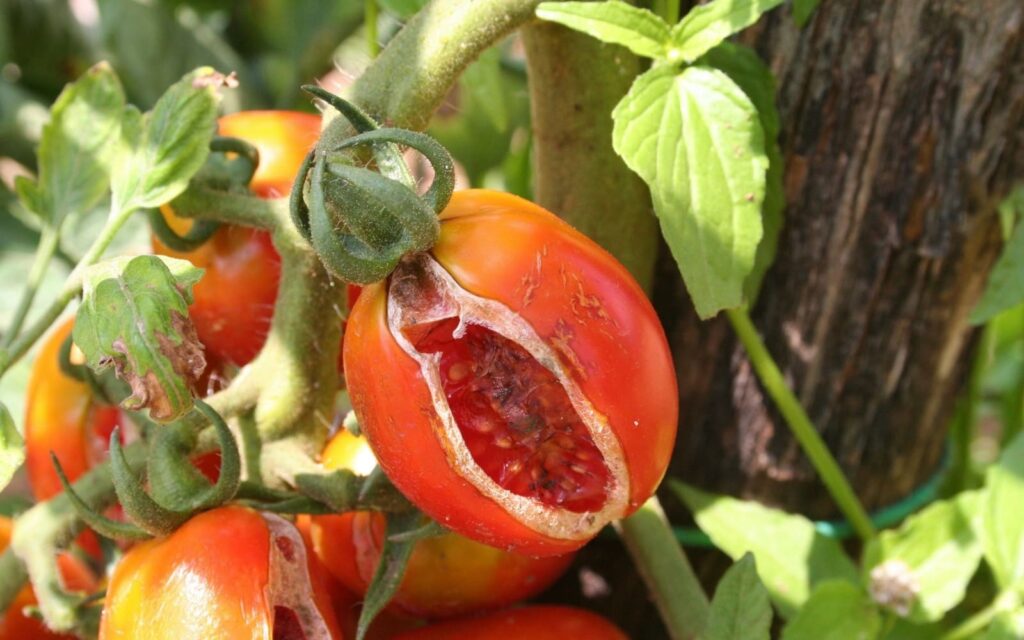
left=861, top=491, right=982, bottom=622
left=0, top=403, right=25, bottom=494
left=792, top=0, right=822, bottom=27
left=613, top=64, right=767, bottom=318
left=780, top=580, right=881, bottom=640
left=671, top=481, right=858, bottom=618
left=980, top=432, right=1024, bottom=590
left=356, top=510, right=423, bottom=640
left=461, top=48, right=508, bottom=133
left=971, top=188, right=1024, bottom=325
left=536, top=1, right=670, bottom=60
left=109, top=67, right=221, bottom=215
left=705, top=553, right=772, bottom=640
left=698, top=42, right=783, bottom=305
left=670, top=0, right=785, bottom=63
left=73, top=255, right=206, bottom=423
left=15, top=62, right=123, bottom=227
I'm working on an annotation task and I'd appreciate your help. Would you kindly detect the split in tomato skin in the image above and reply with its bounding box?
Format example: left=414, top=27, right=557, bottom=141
left=308, top=430, right=576, bottom=619
left=343, top=190, right=678, bottom=556
left=0, top=517, right=97, bottom=640
left=152, top=111, right=321, bottom=367
left=99, top=506, right=342, bottom=640
left=391, top=605, right=629, bottom=640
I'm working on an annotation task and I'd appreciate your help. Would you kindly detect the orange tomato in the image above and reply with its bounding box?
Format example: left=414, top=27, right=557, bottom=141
left=392, top=605, right=629, bottom=640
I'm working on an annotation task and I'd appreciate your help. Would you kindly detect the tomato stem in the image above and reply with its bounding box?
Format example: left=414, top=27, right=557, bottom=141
left=652, top=0, right=681, bottom=24
left=521, top=21, right=659, bottom=288
left=614, top=497, right=709, bottom=640
left=726, top=307, right=877, bottom=541
left=2, top=225, right=60, bottom=348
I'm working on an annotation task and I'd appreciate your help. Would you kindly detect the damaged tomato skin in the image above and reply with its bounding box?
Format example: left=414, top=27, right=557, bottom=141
left=309, top=431, right=575, bottom=618
left=392, top=605, right=629, bottom=640
left=153, top=111, right=320, bottom=366
left=99, top=506, right=342, bottom=640
left=343, top=190, right=677, bottom=556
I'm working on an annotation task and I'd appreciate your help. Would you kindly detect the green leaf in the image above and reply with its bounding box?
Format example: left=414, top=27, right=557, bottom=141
left=671, top=481, right=859, bottom=618
left=705, top=553, right=772, bottom=640
left=0, top=403, right=25, bottom=494
left=613, top=65, right=767, bottom=318
left=536, top=1, right=670, bottom=59
left=698, top=42, right=783, bottom=304
left=109, top=68, right=220, bottom=215
left=862, top=491, right=982, bottom=622
left=356, top=510, right=423, bottom=640
left=781, top=580, right=880, bottom=640
left=73, top=255, right=206, bottom=423
left=972, top=192, right=1024, bottom=324
left=32, top=62, right=125, bottom=226
left=792, top=0, right=822, bottom=27
left=981, top=432, right=1024, bottom=589
left=671, top=0, right=784, bottom=62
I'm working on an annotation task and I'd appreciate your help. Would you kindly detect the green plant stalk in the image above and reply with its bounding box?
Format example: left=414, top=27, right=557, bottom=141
left=521, top=21, right=659, bottom=288
left=341, top=0, right=545, bottom=134
left=614, top=498, right=709, bottom=640
left=3, top=226, right=60, bottom=347
left=939, top=589, right=1019, bottom=640
left=0, top=207, right=134, bottom=378
left=726, top=308, right=876, bottom=541
left=365, top=0, right=380, bottom=58
left=944, top=323, right=993, bottom=494
left=7, top=442, right=146, bottom=633
left=653, top=0, right=681, bottom=24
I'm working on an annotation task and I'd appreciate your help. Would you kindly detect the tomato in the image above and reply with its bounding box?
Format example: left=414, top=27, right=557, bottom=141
left=392, top=606, right=628, bottom=640
left=0, top=517, right=97, bottom=640
left=99, top=506, right=342, bottom=640
left=152, top=111, right=321, bottom=366
left=25, top=319, right=122, bottom=502
left=308, top=431, right=574, bottom=618
left=343, top=190, right=677, bottom=556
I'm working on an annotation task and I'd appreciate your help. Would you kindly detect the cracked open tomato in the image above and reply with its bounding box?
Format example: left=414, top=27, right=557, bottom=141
left=99, top=506, right=341, bottom=640
left=343, top=190, right=677, bottom=556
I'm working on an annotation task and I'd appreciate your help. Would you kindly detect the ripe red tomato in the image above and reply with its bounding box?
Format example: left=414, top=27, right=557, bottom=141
left=308, top=430, right=575, bottom=619
left=152, top=111, right=321, bottom=366
left=392, top=605, right=628, bottom=640
left=0, top=516, right=97, bottom=640
left=343, top=190, right=677, bottom=556
left=99, top=506, right=342, bottom=639
left=24, top=319, right=122, bottom=502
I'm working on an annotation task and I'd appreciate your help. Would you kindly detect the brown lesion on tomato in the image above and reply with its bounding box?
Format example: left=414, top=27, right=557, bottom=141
left=549, top=319, right=589, bottom=382
left=515, top=246, right=548, bottom=308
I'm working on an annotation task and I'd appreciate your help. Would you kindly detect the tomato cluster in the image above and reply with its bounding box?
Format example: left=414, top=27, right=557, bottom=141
left=12, top=110, right=669, bottom=639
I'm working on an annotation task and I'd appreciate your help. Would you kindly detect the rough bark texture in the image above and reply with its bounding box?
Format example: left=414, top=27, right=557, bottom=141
left=666, top=0, right=1024, bottom=517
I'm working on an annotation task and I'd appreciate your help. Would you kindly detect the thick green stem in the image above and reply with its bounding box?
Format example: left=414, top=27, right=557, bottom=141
left=653, top=0, right=681, bottom=24
left=345, top=0, right=543, bottom=132
left=614, top=498, right=709, bottom=640
left=522, top=21, right=658, bottom=289
left=726, top=308, right=876, bottom=541
left=3, top=226, right=59, bottom=346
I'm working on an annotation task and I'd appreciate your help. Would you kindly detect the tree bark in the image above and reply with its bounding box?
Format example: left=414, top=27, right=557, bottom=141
left=666, top=0, right=1024, bottom=517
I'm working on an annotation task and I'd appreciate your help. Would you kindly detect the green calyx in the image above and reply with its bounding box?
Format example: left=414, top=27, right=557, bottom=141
left=56, top=399, right=241, bottom=540
left=292, top=87, right=455, bottom=285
